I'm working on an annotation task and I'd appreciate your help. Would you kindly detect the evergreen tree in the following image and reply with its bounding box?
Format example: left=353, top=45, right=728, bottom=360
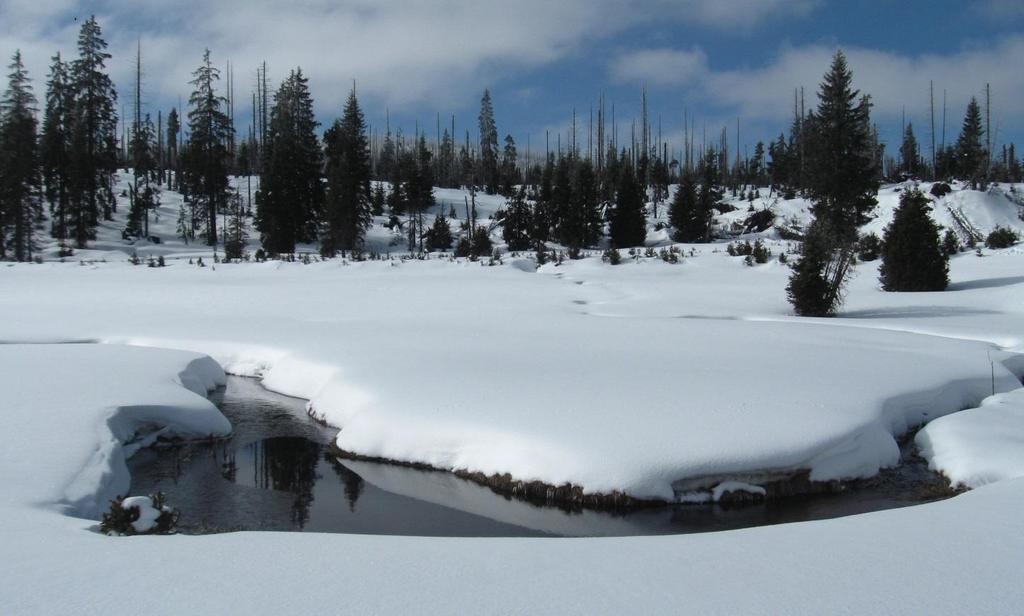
left=183, top=49, right=233, bottom=246
left=256, top=68, right=324, bottom=253
left=499, top=134, right=518, bottom=195
left=322, top=88, right=371, bottom=255
left=695, top=148, right=724, bottom=240
left=899, top=122, right=919, bottom=177
left=955, top=97, right=985, bottom=188
left=166, top=107, right=179, bottom=191
left=68, top=16, right=118, bottom=247
left=502, top=186, right=533, bottom=251
left=559, top=158, right=601, bottom=249
left=224, top=191, right=248, bottom=259
left=402, top=135, right=435, bottom=251
left=609, top=155, right=646, bottom=248
left=478, top=89, right=499, bottom=194
left=787, top=50, right=878, bottom=316
left=125, top=113, right=158, bottom=239
left=668, top=172, right=703, bottom=242
left=41, top=53, right=72, bottom=247
left=879, top=188, right=948, bottom=291
left=424, top=212, right=453, bottom=251
left=0, top=51, right=41, bottom=261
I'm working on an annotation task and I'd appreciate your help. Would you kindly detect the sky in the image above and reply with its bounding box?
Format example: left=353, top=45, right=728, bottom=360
left=2, top=0, right=1023, bottom=164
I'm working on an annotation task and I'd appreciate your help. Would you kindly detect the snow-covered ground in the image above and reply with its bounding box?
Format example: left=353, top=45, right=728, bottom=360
left=3, top=174, right=1024, bottom=613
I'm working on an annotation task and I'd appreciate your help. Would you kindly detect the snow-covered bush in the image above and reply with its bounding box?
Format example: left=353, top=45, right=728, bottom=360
left=100, top=493, right=178, bottom=536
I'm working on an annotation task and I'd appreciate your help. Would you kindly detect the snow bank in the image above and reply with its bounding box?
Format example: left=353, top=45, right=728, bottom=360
left=0, top=344, right=230, bottom=519
left=917, top=389, right=1024, bottom=489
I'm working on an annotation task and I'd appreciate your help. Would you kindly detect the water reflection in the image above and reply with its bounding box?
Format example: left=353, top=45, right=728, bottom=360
left=127, top=377, right=956, bottom=538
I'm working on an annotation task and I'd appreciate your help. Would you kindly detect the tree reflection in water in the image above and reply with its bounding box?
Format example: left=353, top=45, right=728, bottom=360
left=246, top=437, right=322, bottom=528
left=326, top=455, right=364, bottom=512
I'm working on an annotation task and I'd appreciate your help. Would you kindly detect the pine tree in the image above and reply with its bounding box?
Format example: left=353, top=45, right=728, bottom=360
left=499, top=134, right=518, bottom=195
left=424, top=212, right=453, bottom=251
left=183, top=49, right=233, bottom=246
left=68, top=16, right=118, bottom=247
left=668, top=172, right=702, bottom=242
left=322, top=88, right=371, bottom=255
left=125, top=113, right=158, bottom=239
left=899, top=122, right=919, bottom=177
left=879, top=188, right=948, bottom=291
left=695, top=148, right=724, bottom=240
left=609, top=154, right=646, bottom=248
left=41, top=53, right=72, bottom=248
left=787, top=50, right=878, bottom=316
left=478, top=89, right=499, bottom=194
left=0, top=51, right=41, bottom=261
left=165, top=107, right=179, bottom=190
left=256, top=69, right=324, bottom=254
left=955, top=98, right=985, bottom=188
left=502, top=186, right=533, bottom=251
left=559, top=158, right=601, bottom=249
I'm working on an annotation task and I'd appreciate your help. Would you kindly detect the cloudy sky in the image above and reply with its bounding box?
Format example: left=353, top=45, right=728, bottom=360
left=2, top=0, right=1023, bottom=160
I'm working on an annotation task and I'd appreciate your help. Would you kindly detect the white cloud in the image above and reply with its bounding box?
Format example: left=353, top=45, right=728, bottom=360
left=703, top=38, right=1024, bottom=130
left=609, top=47, right=707, bottom=86
left=609, top=37, right=1024, bottom=147
left=0, top=0, right=821, bottom=120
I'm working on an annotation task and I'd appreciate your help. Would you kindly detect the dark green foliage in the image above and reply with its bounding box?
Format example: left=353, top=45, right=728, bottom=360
left=370, top=182, right=385, bottom=216
left=786, top=222, right=835, bottom=316
left=941, top=229, right=960, bottom=256
left=788, top=50, right=878, bottom=316
left=602, top=248, right=622, bottom=265
left=744, top=241, right=771, bottom=266
left=256, top=69, right=324, bottom=254
left=68, top=16, right=119, bottom=247
left=424, top=213, right=453, bottom=251
left=856, top=232, right=882, bottom=262
left=609, top=156, right=646, bottom=248
left=899, top=122, right=919, bottom=177
left=322, top=89, right=372, bottom=256
left=455, top=226, right=493, bottom=259
left=668, top=172, right=702, bottom=242
left=930, top=182, right=952, bottom=198
left=502, top=187, right=533, bottom=251
left=558, top=158, right=602, bottom=249
left=742, top=208, right=776, bottom=234
left=0, top=51, right=42, bottom=261
left=879, top=188, right=948, bottom=292
left=985, top=226, right=1018, bottom=249
left=183, top=49, right=233, bottom=246
left=224, top=192, right=248, bottom=259
left=478, top=90, right=499, bottom=194
left=955, top=98, right=985, bottom=188
left=41, top=53, right=72, bottom=247
left=500, top=134, right=518, bottom=195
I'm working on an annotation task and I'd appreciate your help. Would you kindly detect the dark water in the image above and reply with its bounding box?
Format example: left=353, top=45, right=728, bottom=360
left=128, top=377, right=955, bottom=537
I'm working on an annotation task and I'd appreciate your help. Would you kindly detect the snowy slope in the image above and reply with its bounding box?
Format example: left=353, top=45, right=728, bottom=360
left=34, top=173, right=1024, bottom=263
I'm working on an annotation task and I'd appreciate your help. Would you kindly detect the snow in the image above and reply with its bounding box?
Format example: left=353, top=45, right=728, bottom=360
left=712, top=481, right=767, bottom=502
left=916, top=389, right=1024, bottom=489
left=0, top=344, right=229, bottom=520
left=119, top=495, right=162, bottom=533
left=2, top=174, right=1024, bottom=612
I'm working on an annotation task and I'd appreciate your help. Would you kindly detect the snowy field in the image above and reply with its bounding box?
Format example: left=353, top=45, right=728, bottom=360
left=2, top=175, right=1024, bottom=613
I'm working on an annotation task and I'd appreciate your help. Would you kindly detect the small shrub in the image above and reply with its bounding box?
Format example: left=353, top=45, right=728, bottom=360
left=985, top=226, right=1018, bottom=249
left=856, top=232, right=882, bottom=262
left=930, top=182, right=953, bottom=198
left=100, top=493, right=179, bottom=536
left=941, top=230, right=960, bottom=256
left=602, top=248, right=622, bottom=265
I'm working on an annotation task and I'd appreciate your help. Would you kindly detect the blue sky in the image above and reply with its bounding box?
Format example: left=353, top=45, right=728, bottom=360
left=2, top=0, right=1022, bottom=163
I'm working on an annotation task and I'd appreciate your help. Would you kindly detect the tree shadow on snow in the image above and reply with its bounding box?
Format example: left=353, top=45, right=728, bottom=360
left=947, top=275, right=1024, bottom=292
left=841, top=306, right=1001, bottom=319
